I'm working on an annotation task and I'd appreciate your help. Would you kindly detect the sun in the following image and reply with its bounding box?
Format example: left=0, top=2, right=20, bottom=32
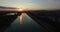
left=19, top=9, right=23, bottom=11
left=17, top=8, right=23, bottom=12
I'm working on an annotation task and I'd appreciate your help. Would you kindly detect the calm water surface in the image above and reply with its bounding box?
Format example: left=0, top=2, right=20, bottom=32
left=5, top=13, right=47, bottom=32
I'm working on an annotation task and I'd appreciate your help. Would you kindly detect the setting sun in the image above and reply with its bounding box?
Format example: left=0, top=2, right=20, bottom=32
left=17, top=8, right=23, bottom=12
left=19, top=9, right=23, bottom=11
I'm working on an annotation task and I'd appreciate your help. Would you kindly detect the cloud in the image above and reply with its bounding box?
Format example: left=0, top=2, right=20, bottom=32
left=0, top=6, right=18, bottom=9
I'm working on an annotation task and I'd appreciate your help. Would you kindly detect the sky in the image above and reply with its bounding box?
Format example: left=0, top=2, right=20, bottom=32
left=0, top=0, right=60, bottom=10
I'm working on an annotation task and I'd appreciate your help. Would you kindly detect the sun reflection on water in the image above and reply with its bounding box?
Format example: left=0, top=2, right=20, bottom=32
left=20, top=13, right=22, bottom=24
